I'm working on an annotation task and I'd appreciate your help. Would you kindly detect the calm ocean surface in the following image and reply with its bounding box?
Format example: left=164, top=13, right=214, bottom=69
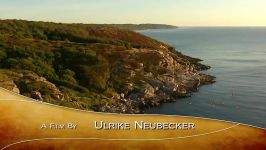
left=141, top=27, right=266, bottom=128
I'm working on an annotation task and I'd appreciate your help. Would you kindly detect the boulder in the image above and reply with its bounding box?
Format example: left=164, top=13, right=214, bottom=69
left=31, top=91, right=43, bottom=101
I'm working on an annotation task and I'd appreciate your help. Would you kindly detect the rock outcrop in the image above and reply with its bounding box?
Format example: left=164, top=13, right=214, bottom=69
left=98, top=48, right=215, bottom=113
left=0, top=79, right=20, bottom=94
left=0, top=71, right=66, bottom=102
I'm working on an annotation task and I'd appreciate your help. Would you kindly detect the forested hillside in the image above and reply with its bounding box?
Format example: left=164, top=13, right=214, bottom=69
left=0, top=19, right=214, bottom=113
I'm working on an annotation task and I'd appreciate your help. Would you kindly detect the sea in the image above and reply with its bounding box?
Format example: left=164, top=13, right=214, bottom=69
left=141, top=27, right=266, bottom=128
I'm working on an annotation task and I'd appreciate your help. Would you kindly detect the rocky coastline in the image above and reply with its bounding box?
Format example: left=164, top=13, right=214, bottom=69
left=0, top=20, right=215, bottom=114
left=97, top=48, right=215, bottom=113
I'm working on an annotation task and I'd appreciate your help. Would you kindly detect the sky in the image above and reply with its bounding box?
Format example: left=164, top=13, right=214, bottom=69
left=0, top=0, right=265, bottom=26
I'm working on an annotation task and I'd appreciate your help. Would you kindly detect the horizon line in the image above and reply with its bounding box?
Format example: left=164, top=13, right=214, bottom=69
left=1, top=18, right=266, bottom=27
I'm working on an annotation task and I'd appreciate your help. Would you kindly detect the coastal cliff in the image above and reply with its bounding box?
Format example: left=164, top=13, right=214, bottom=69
left=0, top=19, right=215, bottom=113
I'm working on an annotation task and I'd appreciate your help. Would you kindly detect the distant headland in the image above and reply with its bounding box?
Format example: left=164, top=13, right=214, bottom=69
left=108, top=24, right=178, bottom=30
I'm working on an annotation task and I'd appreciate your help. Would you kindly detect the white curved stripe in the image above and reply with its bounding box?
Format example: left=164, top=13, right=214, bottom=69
left=0, top=123, right=239, bottom=150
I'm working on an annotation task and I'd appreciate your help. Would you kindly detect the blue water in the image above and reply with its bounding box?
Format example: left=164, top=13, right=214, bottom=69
left=141, top=27, right=266, bottom=128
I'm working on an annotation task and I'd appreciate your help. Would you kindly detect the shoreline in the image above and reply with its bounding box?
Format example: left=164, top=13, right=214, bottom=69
left=97, top=52, right=215, bottom=114
left=0, top=19, right=215, bottom=114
